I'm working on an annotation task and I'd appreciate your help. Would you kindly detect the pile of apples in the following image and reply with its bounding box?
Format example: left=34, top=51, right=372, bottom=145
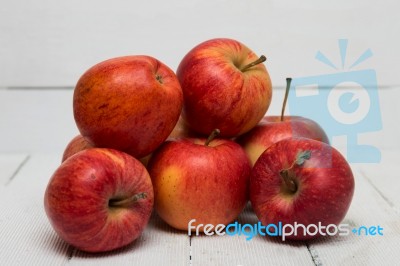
left=44, top=38, right=355, bottom=253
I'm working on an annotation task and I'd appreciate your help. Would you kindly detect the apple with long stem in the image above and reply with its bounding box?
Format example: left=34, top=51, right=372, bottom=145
left=250, top=138, right=354, bottom=240
left=44, top=148, right=154, bottom=252
left=177, top=38, right=272, bottom=138
left=237, top=78, right=329, bottom=166
left=147, top=129, right=251, bottom=231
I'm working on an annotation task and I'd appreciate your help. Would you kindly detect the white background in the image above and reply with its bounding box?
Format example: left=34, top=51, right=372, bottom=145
left=1, top=0, right=399, bottom=87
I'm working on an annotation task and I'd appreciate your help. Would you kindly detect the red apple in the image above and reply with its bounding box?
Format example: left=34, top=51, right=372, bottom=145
left=147, top=129, right=251, bottom=231
left=61, top=134, right=93, bottom=162
left=237, top=78, right=329, bottom=166
left=238, top=116, right=329, bottom=166
left=177, top=38, right=272, bottom=138
left=138, top=116, right=197, bottom=168
left=44, top=148, right=154, bottom=252
left=250, top=138, right=354, bottom=240
left=167, top=115, right=197, bottom=140
left=73, top=55, right=183, bottom=159
left=61, top=134, right=151, bottom=168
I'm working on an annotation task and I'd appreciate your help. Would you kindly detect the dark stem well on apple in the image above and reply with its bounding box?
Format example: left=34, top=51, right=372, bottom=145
left=108, top=192, right=147, bottom=208
left=279, top=150, right=311, bottom=193
left=240, top=55, right=267, bottom=72
left=205, top=129, right=221, bottom=146
left=280, top=77, right=292, bottom=122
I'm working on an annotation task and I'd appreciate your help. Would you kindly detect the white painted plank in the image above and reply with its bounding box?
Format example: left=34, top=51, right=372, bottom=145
left=0, top=153, right=29, bottom=186
left=0, top=89, right=78, bottom=154
left=355, top=150, right=400, bottom=212
left=1, top=1, right=400, bottom=87
left=190, top=204, right=314, bottom=266
left=70, top=213, right=189, bottom=266
left=0, top=154, right=69, bottom=265
left=306, top=166, right=400, bottom=266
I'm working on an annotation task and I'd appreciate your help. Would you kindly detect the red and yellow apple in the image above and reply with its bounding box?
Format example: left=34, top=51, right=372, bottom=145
left=147, top=130, right=251, bottom=231
left=73, top=55, right=183, bottom=159
left=250, top=138, right=354, bottom=240
left=177, top=38, right=272, bottom=138
left=44, top=148, right=154, bottom=252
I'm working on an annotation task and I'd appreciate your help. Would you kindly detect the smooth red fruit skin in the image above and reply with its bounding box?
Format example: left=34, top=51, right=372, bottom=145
left=250, top=138, right=354, bottom=240
left=237, top=116, right=329, bottom=166
left=177, top=38, right=272, bottom=138
left=148, top=138, right=251, bottom=231
left=73, top=55, right=183, bottom=159
left=44, top=148, right=154, bottom=253
left=61, top=135, right=93, bottom=162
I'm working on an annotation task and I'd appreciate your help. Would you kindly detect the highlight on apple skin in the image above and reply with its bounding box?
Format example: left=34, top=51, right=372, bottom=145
left=177, top=38, right=272, bottom=138
left=44, top=148, right=154, bottom=253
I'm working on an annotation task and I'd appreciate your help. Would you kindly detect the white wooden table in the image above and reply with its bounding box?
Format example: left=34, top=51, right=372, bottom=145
left=0, top=87, right=399, bottom=265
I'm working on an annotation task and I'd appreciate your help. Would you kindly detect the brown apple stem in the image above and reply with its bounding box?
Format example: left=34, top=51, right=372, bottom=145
left=279, top=170, right=297, bottom=193
left=205, top=129, right=221, bottom=146
left=109, top=192, right=147, bottom=208
left=280, top=77, right=292, bottom=122
left=240, top=55, right=267, bottom=72
left=279, top=150, right=311, bottom=193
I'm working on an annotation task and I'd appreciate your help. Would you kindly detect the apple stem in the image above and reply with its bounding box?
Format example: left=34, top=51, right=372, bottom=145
left=279, top=170, right=297, bottom=193
left=240, top=55, right=267, bottom=72
left=279, top=150, right=311, bottom=193
left=280, top=78, right=292, bottom=122
left=109, top=192, right=147, bottom=208
left=205, top=129, right=221, bottom=146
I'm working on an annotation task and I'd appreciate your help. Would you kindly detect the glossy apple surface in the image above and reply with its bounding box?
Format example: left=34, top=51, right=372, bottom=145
left=148, top=135, right=251, bottom=231
left=73, top=55, right=183, bottom=158
left=250, top=138, right=354, bottom=240
left=44, top=148, right=154, bottom=252
left=177, top=38, right=272, bottom=138
left=237, top=116, right=329, bottom=166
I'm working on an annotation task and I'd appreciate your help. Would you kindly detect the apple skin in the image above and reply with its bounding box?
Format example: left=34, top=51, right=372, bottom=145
left=177, top=38, right=272, bottom=138
left=61, top=135, right=93, bottom=162
left=73, top=55, right=183, bottom=159
left=167, top=115, right=197, bottom=140
left=61, top=135, right=153, bottom=168
left=250, top=138, right=354, bottom=240
left=237, top=116, right=329, bottom=166
left=44, top=148, right=154, bottom=252
left=137, top=116, right=197, bottom=168
left=147, top=137, right=251, bottom=231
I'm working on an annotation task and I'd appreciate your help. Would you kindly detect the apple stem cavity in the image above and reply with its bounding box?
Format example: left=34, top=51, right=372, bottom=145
left=279, top=150, right=311, bottom=193
left=205, top=129, right=221, bottom=146
left=280, top=77, right=292, bottom=122
left=109, top=192, right=147, bottom=208
left=240, top=55, right=267, bottom=72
